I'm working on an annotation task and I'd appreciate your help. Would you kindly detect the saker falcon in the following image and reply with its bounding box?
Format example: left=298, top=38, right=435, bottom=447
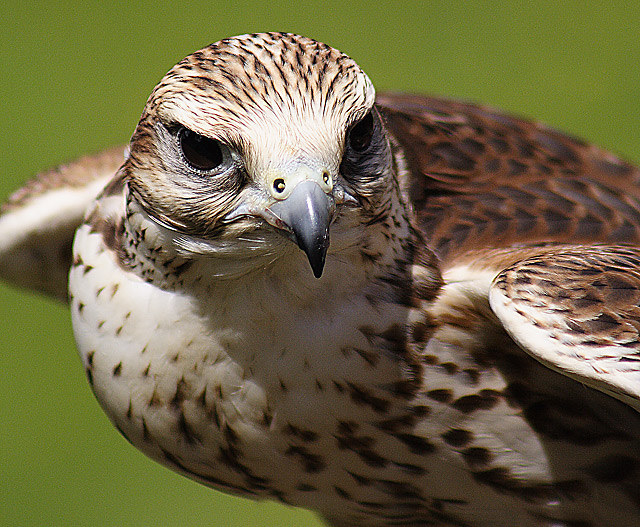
left=3, top=32, right=640, bottom=527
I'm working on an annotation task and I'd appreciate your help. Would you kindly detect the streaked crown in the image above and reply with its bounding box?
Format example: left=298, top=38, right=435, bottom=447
left=139, top=32, right=374, bottom=157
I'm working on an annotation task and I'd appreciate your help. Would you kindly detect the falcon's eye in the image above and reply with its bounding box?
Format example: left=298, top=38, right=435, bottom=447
left=179, top=127, right=224, bottom=172
left=347, top=111, right=374, bottom=152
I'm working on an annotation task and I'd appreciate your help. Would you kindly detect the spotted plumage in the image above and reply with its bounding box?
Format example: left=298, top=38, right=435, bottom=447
left=3, top=32, right=640, bottom=526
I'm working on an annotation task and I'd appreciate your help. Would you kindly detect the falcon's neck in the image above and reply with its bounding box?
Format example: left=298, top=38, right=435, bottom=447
left=98, top=168, right=442, bottom=425
left=116, top=157, right=441, bottom=355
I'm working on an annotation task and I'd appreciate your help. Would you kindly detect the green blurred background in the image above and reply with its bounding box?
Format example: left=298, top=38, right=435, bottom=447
left=2, top=2, right=640, bottom=526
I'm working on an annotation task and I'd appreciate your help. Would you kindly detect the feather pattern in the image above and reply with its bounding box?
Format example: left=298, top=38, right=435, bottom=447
left=3, top=33, right=640, bottom=527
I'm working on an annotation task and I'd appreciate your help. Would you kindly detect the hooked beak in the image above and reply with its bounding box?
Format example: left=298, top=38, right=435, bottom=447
left=268, top=180, right=332, bottom=278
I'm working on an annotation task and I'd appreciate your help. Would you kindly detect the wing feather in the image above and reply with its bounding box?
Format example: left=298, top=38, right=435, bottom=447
left=489, top=244, right=640, bottom=411
left=0, top=146, right=126, bottom=300
left=377, top=93, right=640, bottom=264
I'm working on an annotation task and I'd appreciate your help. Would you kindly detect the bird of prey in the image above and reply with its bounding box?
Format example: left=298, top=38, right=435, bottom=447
left=3, top=32, right=640, bottom=527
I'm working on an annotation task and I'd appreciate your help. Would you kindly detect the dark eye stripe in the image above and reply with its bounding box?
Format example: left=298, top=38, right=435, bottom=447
left=348, top=111, right=374, bottom=152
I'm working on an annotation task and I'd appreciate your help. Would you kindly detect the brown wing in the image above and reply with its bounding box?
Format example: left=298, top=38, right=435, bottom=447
left=489, top=244, right=640, bottom=411
left=376, top=93, right=640, bottom=265
left=381, top=94, right=640, bottom=410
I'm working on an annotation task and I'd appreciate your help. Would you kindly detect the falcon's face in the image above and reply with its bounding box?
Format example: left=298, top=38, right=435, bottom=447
left=124, top=33, right=394, bottom=278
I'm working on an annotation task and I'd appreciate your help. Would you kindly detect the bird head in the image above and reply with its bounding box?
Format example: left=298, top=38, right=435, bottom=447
left=124, top=33, right=397, bottom=279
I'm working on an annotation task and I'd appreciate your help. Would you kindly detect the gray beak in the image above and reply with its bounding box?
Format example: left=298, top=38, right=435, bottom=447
left=269, top=180, right=331, bottom=278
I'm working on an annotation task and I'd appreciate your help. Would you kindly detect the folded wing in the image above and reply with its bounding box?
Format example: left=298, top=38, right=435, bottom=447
left=489, top=244, right=640, bottom=411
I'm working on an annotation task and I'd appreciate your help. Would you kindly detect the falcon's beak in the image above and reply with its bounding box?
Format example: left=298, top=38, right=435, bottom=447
left=268, top=180, right=332, bottom=278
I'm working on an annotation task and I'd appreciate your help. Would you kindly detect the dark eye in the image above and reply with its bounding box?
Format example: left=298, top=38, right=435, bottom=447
left=179, top=127, right=224, bottom=171
left=347, top=111, right=374, bottom=152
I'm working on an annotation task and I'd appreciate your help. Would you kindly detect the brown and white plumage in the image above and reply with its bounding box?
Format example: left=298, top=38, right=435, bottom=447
left=0, top=146, right=126, bottom=299
left=3, top=33, right=640, bottom=526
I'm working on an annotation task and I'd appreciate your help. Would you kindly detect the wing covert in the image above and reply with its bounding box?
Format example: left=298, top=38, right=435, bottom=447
left=489, top=244, right=640, bottom=411
left=376, top=93, right=640, bottom=263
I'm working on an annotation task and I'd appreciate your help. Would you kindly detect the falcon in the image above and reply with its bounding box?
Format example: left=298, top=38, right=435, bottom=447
left=2, top=32, right=640, bottom=527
